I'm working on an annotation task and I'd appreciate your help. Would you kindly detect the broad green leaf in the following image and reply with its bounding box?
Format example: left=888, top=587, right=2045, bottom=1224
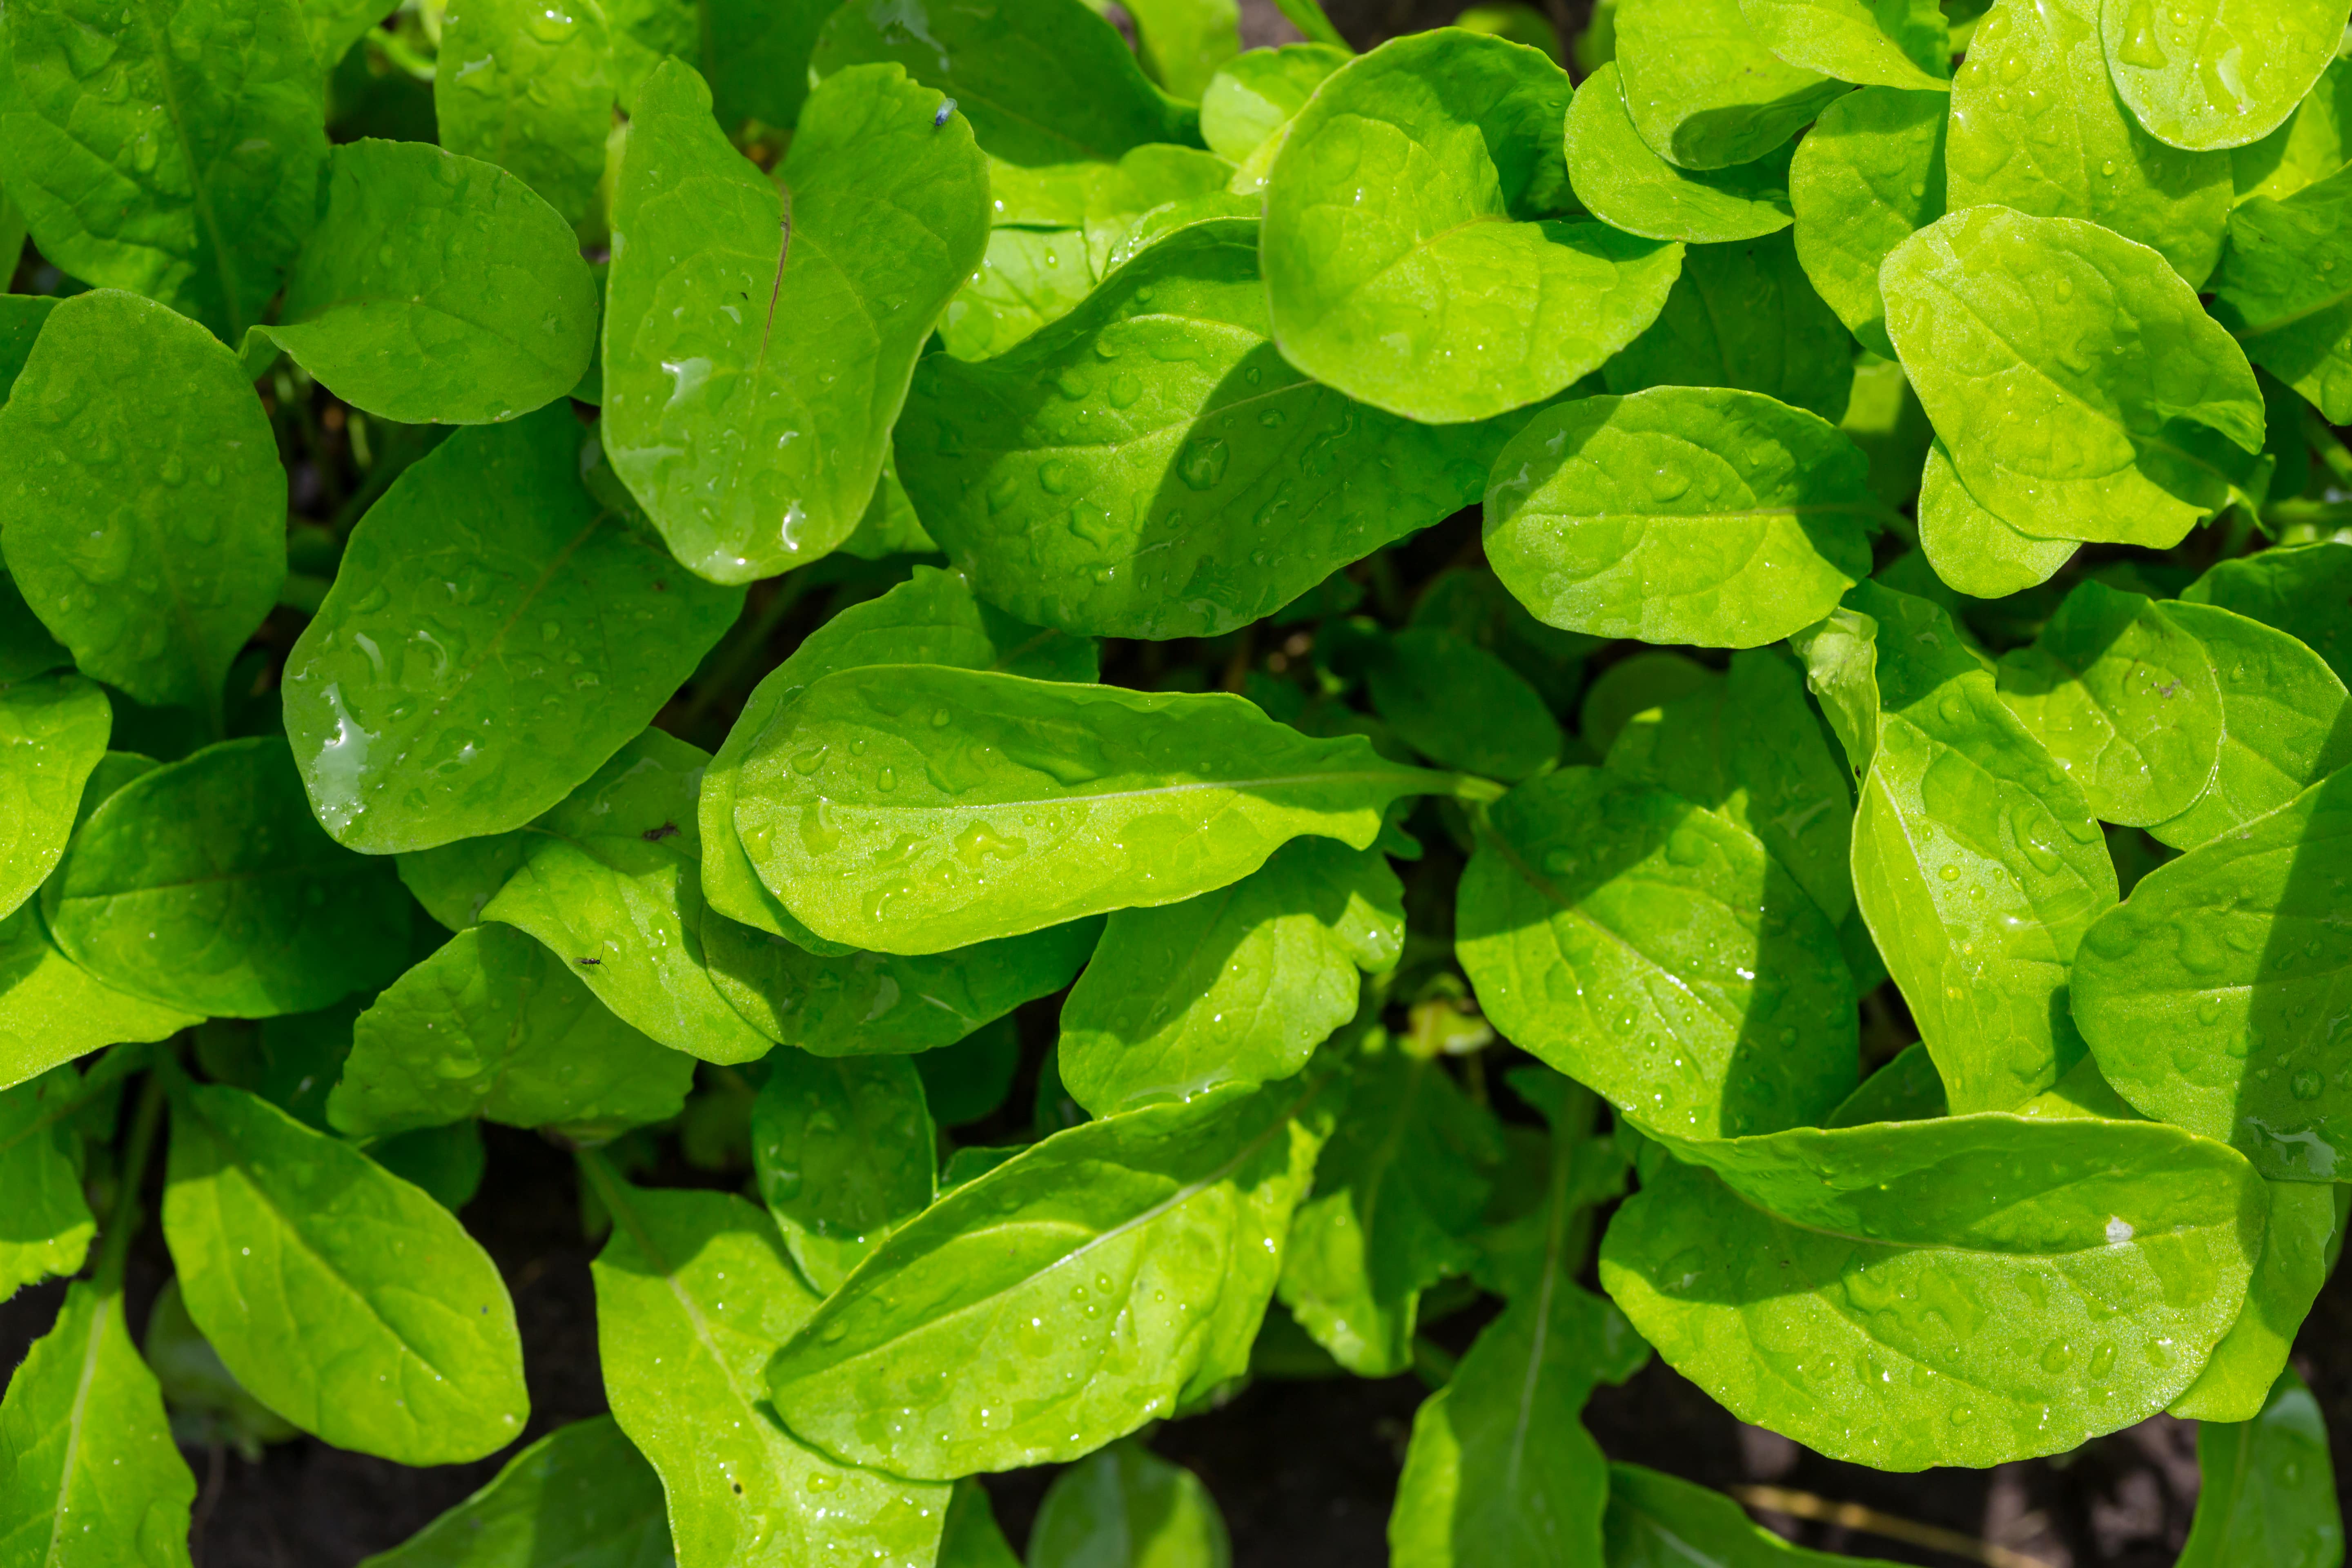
left=1598, top=1114, right=2265, bottom=1468
left=1604, top=645, right=1857, bottom=927
left=1992, top=581, right=2224, bottom=827
left=1788, top=85, right=1947, bottom=357
left=477, top=729, right=774, bottom=1064
left=1944, top=0, right=2230, bottom=284
left=937, top=1480, right=1020, bottom=1568
left=1881, top=206, right=2265, bottom=549
left=2182, top=541, right=2352, bottom=687
left=2211, top=165, right=2352, bottom=422
left=1577, top=651, right=1720, bottom=755
left=1602, top=1463, right=1909, bottom=1566
left=2231, top=54, right=2352, bottom=204
left=1599, top=230, right=1857, bottom=422
left=1278, top=1041, right=1501, bottom=1375
left=810, top=0, right=1198, bottom=165
left=1788, top=603, right=1879, bottom=780
left=0, top=851, right=198, bottom=1098
left=1116, top=0, right=1242, bottom=102
left=1835, top=361, right=1932, bottom=530
left=356, top=1415, right=673, bottom=1568
left=1738, top=0, right=1949, bottom=90
left=904, top=220, right=1532, bottom=640
left=1467, top=1068, right=1627, bottom=1302
left=1845, top=583, right=2116, bottom=1110
left=0, top=290, right=285, bottom=726
left=2101, top=0, right=2341, bottom=153
left=0, top=568, right=71, bottom=684
left=1916, top=438, right=2078, bottom=599
left=765, top=1074, right=1335, bottom=1477
left=1457, top=768, right=1858, bottom=1138
left=1199, top=44, right=1350, bottom=164
left=332, top=923, right=695, bottom=1141
left=1029, top=1442, right=1231, bottom=1568
left=283, top=406, right=742, bottom=853
left=1563, top=63, right=1796, bottom=244
left=432, top=0, right=619, bottom=233
left=589, top=1178, right=950, bottom=1568
left=1260, top=30, right=1683, bottom=423
left=751, top=1052, right=936, bottom=1294
left=0, top=670, right=107, bottom=919
left=0, top=0, right=325, bottom=339
left=247, top=140, right=597, bottom=425
left=1822, top=1037, right=1948, bottom=1126
left=163, top=1082, right=528, bottom=1464
left=1365, top=628, right=1561, bottom=781
left=1613, top=0, right=1848, bottom=170
left=142, top=1276, right=300, bottom=1458
left=985, top=144, right=1237, bottom=229
left=1059, top=839, right=1401, bottom=1115
left=2151, top=601, right=2352, bottom=851
left=836, top=451, right=939, bottom=561
left=1388, top=1279, right=1646, bottom=1568
left=2178, top=1370, right=2344, bottom=1568
left=700, top=565, right=1089, bottom=946
left=604, top=61, right=988, bottom=583
left=374, top=1120, right=489, bottom=1213
left=938, top=227, right=1110, bottom=362
left=2071, top=765, right=2352, bottom=1180
left=1482, top=387, right=1876, bottom=648
left=0, top=298, right=48, bottom=408
left=0, top=1065, right=92, bottom=1301
left=44, top=737, right=411, bottom=1019
left=2172, top=1179, right=2336, bottom=1422
left=0, top=1281, right=196, bottom=1568
left=733, top=664, right=1449, bottom=955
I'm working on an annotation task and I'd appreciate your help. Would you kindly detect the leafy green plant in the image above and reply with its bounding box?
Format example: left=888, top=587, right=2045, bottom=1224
left=0, top=0, right=2348, bottom=1563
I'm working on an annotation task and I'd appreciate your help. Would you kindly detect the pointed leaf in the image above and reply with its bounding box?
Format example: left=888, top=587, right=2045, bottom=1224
left=1029, top=1443, right=1230, bottom=1568
left=751, top=1053, right=935, bottom=1294
left=1563, top=63, right=1795, bottom=244
left=2172, top=1179, right=2336, bottom=1422
left=356, top=1416, right=673, bottom=1568
left=1613, top=0, right=1848, bottom=171
left=2181, top=541, right=2352, bottom=688
left=0, top=670, right=107, bottom=920
left=2178, top=1370, right=2344, bottom=1568
left=1788, top=85, right=1947, bottom=358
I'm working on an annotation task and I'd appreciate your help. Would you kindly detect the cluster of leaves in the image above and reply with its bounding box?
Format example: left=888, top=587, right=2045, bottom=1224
left=1, top=0, right=2351, bottom=1562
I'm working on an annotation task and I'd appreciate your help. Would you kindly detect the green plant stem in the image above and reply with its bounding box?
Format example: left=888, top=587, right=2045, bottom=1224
left=93, top=1071, right=168, bottom=1295
left=1445, top=773, right=1507, bottom=805
left=673, top=577, right=813, bottom=731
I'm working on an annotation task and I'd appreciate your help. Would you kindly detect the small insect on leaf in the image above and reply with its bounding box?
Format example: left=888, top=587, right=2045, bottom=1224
left=934, top=97, right=957, bottom=128
left=643, top=822, right=681, bottom=842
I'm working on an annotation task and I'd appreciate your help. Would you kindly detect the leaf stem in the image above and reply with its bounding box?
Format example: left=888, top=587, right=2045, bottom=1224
left=92, top=1070, right=169, bottom=1295
left=1442, top=773, right=1507, bottom=805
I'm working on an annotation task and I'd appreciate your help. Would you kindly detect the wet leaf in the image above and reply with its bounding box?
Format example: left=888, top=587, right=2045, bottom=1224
left=355, top=1415, right=674, bottom=1568
left=2210, top=165, right=2352, bottom=422
left=2151, top=601, right=2352, bottom=851
left=1737, top=0, right=1949, bottom=91
left=1029, top=1442, right=1231, bottom=1568
left=2172, top=1180, right=2336, bottom=1422
left=1915, top=438, right=2078, bottom=599
left=1613, top=0, right=1848, bottom=171
left=1599, top=230, right=1858, bottom=423
left=1788, top=85, right=1947, bottom=357
left=1563, top=63, right=1796, bottom=244
left=2177, top=1370, right=2344, bottom=1568
left=2181, top=541, right=2352, bottom=688
left=2101, top=0, right=2341, bottom=154
left=0, top=669, right=107, bottom=919
left=751, top=1052, right=936, bottom=1294
left=1603, top=1463, right=1909, bottom=1566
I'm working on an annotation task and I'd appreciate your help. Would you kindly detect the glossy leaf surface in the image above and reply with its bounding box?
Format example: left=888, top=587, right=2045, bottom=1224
left=356, top=1416, right=674, bottom=1568
left=0, top=1066, right=93, bottom=1302
left=1789, top=85, right=1947, bottom=357
left=1598, top=231, right=1857, bottom=423
left=2211, top=165, right=2352, bottom=422
left=2178, top=1370, right=2344, bottom=1568
left=2172, top=1179, right=2335, bottom=1422
left=2151, top=601, right=2352, bottom=851
left=1563, top=63, right=1795, bottom=244
left=2182, top=542, right=2352, bottom=688
left=1737, top=0, right=1949, bottom=91
left=2101, top=0, right=2341, bottom=154
left=751, top=1052, right=935, bottom=1294
left=1613, top=0, right=1846, bottom=171
left=0, top=670, right=107, bottom=920
left=1915, top=439, right=2079, bottom=599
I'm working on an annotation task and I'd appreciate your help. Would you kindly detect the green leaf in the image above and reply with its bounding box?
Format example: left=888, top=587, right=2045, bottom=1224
left=937, top=1479, right=1020, bottom=1568
left=1058, top=838, right=1400, bottom=1116
left=283, top=405, right=742, bottom=853
left=0, top=1281, right=196, bottom=1568
left=143, top=1276, right=301, bottom=1458
left=0, top=1065, right=93, bottom=1301
left=2071, top=764, right=2352, bottom=1180
left=0, top=670, right=107, bottom=920
left=1199, top=44, right=1349, bottom=165
left=1737, top=0, right=1949, bottom=90
left=2151, top=601, right=2352, bottom=851
left=914, top=1023, right=1022, bottom=1129
left=432, top=0, right=618, bottom=233
left=1563, top=63, right=1796, bottom=244
left=1261, top=30, right=1683, bottom=423
left=1823, top=1038, right=1947, bottom=1127
left=1602, top=1463, right=1910, bottom=1566
left=2178, top=1370, right=2344, bottom=1568
left=1599, top=230, right=1857, bottom=422
left=1278, top=1041, right=1501, bottom=1376
left=163, top=1081, right=528, bottom=1464
left=604, top=60, right=988, bottom=583
left=356, top=1415, right=673, bottom=1568
left=0, top=566, right=71, bottom=684
left=1118, top=0, right=1242, bottom=102
left=764, top=1074, right=1336, bottom=1477
left=732, top=664, right=1449, bottom=955
left=2172, top=1179, right=2336, bottom=1422
left=1482, top=387, right=1876, bottom=648
left=2182, top=541, right=2352, bottom=688
left=2101, top=0, right=2341, bottom=154
left=477, top=729, right=774, bottom=1064
left=2231, top=54, right=2352, bottom=204
left=813, top=0, right=1197, bottom=166
left=1915, top=438, right=2078, bottom=599
left=2211, top=165, right=2352, bottom=422
left=1844, top=582, right=2116, bottom=1111
left=1598, top=1114, right=2265, bottom=1468
left=1364, top=628, right=1562, bottom=782
left=588, top=1178, right=951, bottom=1568
left=44, top=737, right=412, bottom=1019
left=1604, top=645, right=1857, bottom=928
left=1881, top=205, right=2265, bottom=550
left=1388, top=1279, right=1646, bottom=1568
left=247, top=140, right=597, bottom=425
left=751, top=1052, right=936, bottom=1294
left=904, top=220, right=1534, bottom=640
left=0, top=851, right=198, bottom=1097
left=700, top=565, right=1088, bottom=947
left=1944, top=0, right=2229, bottom=285
left=0, top=290, right=286, bottom=726
left=374, top=1120, right=489, bottom=1212
left=1612, top=0, right=1849, bottom=170
left=1457, top=767, right=1858, bottom=1138
left=1992, top=581, right=2224, bottom=828
left=332, top=923, right=695, bottom=1141
left=1788, top=85, right=1947, bottom=358
left=1029, top=1442, right=1231, bottom=1568
left=0, top=0, right=325, bottom=339
left=1577, top=650, right=1721, bottom=756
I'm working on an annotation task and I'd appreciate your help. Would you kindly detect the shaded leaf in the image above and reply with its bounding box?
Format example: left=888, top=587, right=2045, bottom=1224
left=2211, top=165, right=2352, bottom=423
left=1029, top=1442, right=1231, bottom=1568
left=1601, top=230, right=1856, bottom=427
left=2177, top=1370, right=2344, bottom=1568
left=1788, top=85, right=1947, bottom=358
left=356, top=1415, right=674, bottom=1568
left=2152, top=601, right=2352, bottom=851
left=1563, top=63, right=1795, bottom=244
left=1613, top=0, right=1847, bottom=170
left=0, top=670, right=107, bottom=919
left=2181, top=541, right=2352, bottom=687
left=0, top=1065, right=93, bottom=1302
left=751, top=1052, right=936, bottom=1294
left=1603, top=1463, right=1908, bottom=1566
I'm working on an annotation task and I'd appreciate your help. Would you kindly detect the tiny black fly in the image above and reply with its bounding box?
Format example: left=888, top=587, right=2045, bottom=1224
left=576, top=957, right=602, bottom=967
left=643, top=822, right=681, bottom=842
left=934, top=97, right=957, bottom=128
